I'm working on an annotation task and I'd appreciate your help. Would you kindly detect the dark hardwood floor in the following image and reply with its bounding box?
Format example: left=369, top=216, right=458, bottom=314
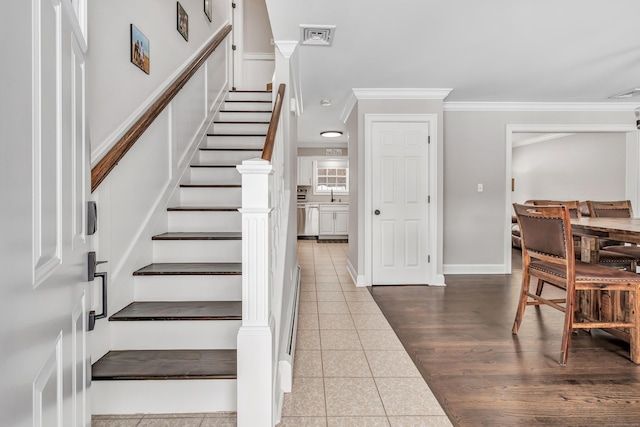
left=372, top=249, right=640, bottom=426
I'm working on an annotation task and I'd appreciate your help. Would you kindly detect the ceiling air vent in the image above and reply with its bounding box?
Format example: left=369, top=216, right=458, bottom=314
left=300, top=25, right=336, bottom=46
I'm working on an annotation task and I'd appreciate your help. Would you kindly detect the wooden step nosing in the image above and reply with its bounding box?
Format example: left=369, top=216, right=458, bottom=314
left=219, top=110, right=273, bottom=114
left=190, top=164, right=238, bottom=168
left=109, top=315, right=242, bottom=321
left=180, top=184, right=242, bottom=188
left=199, top=148, right=262, bottom=151
left=213, top=121, right=270, bottom=125
left=207, top=133, right=267, bottom=137
left=167, top=207, right=240, bottom=212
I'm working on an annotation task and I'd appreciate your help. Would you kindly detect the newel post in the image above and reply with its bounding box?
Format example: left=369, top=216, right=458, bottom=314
left=236, top=158, right=275, bottom=427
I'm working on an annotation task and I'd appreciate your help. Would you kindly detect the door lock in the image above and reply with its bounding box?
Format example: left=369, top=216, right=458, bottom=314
left=374, top=210, right=381, bottom=215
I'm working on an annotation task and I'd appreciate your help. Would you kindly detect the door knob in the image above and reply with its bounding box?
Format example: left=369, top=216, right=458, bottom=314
left=374, top=210, right=380, bottom=215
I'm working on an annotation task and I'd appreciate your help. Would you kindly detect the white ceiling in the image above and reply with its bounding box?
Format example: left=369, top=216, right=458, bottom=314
left=264, top=0, right=640, bottom=146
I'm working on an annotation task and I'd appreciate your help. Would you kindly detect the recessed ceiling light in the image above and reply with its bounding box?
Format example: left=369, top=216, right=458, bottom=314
left=610, top=88, right=640, bottom=99
left=320, top=131, right=343, bottom=138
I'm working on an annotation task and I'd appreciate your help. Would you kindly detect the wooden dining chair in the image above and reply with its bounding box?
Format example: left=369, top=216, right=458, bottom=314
left=512, top=203, right=640, bottom=365
left=530, top=200, right=637, bottom=272
left=587, top=200, right=640, bottom=266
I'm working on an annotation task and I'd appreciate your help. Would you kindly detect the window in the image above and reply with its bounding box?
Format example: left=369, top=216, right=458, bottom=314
left=314, top=159, right=348, bottom=194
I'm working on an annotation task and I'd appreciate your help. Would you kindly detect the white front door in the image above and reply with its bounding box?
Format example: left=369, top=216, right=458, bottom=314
left=2, top=1, right=92, bottom=426
left=371, top=121, right=431, bottom=284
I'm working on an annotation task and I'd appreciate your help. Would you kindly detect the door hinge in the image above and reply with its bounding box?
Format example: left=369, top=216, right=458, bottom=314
left=428, top=255, right=431, bottom=263
left=232, top=2, right=236, bottom=8
left=428, top=195, right=431, bottom=203
left=232, top=44, right=237, bottom=51
left=428, top=135, right=431, bottom=144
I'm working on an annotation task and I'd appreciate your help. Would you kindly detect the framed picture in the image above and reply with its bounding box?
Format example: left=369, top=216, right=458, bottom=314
left=204, top=0, right=212, bottom=22
left=177, top=2, right=188, bottom=41
left=130, top=24, right=150, bottom=74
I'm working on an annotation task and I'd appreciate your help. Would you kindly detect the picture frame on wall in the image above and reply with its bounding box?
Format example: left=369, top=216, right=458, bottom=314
left=204, top=0, right=212, bottom=22
left=130, top=24, right=150, bottom=74
left=177, top=2, right=189, bottom=41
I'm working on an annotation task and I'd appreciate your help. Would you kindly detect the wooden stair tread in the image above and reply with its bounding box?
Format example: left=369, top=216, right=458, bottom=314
left=167, top=206, right=239, bottom=212
left=180, top=184, right=241, bottom=188
left=206, top=133, right=267, bottom=137
left=92, top=349, right=237, bottom=381
left=110, top=301, right=242, bottom=321
left=220, top=110, right=272, bottom=113
left=133, top=262, right=242, bottom=276
left=190, top=163, right=238, bottom=168
left=152, top=232, right=242, bottom=240
left=214, top=121, right=270, bottom=124
left=199, top=147, right=262, bottom=151
left=229, top=90, right=271, bottom=93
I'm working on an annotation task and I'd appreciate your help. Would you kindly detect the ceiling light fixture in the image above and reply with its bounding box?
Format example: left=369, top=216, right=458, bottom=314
left=610, top=88, right=640, bottom=99
left=320, top=99, right=332, bottom=107
left=320, top=131, right=343, bottom=138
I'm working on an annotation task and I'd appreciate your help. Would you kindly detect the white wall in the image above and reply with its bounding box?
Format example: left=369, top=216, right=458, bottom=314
left=88, top=0, right=231, bottom=159
left=350, top=99, right=445, bottom=286
left=443, top=109, right=636, bottom=271
left=87, top=8, right=231, bottom=357
left=239, top=0, right=274, bottom=90
left=512, top=132, right=626, bottom=203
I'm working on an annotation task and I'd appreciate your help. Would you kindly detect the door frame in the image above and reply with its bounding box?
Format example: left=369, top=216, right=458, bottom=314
left=364, top=114, right=445, bottom=286
left=504, top=123, right=640, bottom=274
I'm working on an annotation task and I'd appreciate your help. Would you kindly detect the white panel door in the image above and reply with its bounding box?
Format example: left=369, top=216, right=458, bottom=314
left=2, top=1, right=92, bottom=426
left=372, top=121, right=430, bottom=284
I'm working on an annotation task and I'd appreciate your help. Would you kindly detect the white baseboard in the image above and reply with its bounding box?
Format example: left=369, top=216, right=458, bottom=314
left=443, top=264, right=507, bottom=275
left=346, top=259, right=367, bottom=287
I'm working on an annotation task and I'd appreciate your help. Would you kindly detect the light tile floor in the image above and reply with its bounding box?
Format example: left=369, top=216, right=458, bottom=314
left=92, top=241, right=451, bottom=427
left=279, top=241, right=451, bottom=427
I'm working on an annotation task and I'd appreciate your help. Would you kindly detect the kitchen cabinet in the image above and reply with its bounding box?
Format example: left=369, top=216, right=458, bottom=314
left=297, top=157, right=314, bottom=186
left=319, top=204, right=349, bottom=237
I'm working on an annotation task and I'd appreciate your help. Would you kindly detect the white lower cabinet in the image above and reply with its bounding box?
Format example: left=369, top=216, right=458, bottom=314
left=319, top=204, right=349, bottom=237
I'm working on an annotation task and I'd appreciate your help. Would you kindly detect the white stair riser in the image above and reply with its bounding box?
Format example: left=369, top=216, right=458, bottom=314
left=168, top=211, right=241, bottom=232
left=213, top=122, right=269, bottom=135
left=153, top=240, right=242, bottom=263
left=227, top=91, right=271, bottom=101
left=110, top=321, right=241, bottom=350
left=206, top=135, right=265, bottom=149
left=134, top=275, right=242, bottom=301
left=189, top=167, right=241, bottom=184
left=199, top=150, right=262, bottom=164
left=217, top=111, right=272, bottom=122
left=92, top=380, right=236, bottom=414
left=180, top=187, right=242, bottom=206
left=223, top=101, right=272, bottom=111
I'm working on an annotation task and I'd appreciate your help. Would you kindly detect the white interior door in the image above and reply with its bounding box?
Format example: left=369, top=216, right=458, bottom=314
left=3, top=0, right=91, bottom=426
left=371, top=121, right=430, bottom=284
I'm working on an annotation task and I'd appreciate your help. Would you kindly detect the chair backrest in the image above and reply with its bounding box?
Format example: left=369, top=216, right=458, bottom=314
left=530, top=200, right=581, bottom=219
left=513, top=203, right=574, bottom=268
left=586, top=200, right=633, bottom=218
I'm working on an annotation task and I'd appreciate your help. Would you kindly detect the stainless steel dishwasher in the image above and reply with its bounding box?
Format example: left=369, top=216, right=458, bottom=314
left=297, top=203, right=319, bottom=237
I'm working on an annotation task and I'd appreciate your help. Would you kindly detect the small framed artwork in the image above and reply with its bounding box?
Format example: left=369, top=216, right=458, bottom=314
left=204, top=0, right=212, bottom=22
left=130, top=24, right=150, bottom=74
left=177, top=2, right=189, bottom=41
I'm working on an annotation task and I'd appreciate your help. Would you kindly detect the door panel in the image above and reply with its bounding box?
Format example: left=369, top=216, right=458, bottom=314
left=4, top=0, right=91, bottom=425
left=372, top=122, right=430, bottom=284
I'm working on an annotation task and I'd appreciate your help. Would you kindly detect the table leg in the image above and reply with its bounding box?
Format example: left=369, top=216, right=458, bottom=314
left=631, top=285, right=640, bottom=364
left=580, top=235, right=599, bottom=263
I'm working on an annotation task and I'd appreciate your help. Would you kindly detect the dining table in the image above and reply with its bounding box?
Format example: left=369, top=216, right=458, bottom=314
left=571, top=217, right=640, bottom=362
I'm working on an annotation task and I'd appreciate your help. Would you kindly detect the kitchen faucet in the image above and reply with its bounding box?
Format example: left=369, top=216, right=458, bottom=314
left=331, top=189, right=335, bottom=203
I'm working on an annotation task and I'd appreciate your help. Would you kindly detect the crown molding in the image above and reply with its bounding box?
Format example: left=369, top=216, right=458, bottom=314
left=352, top=88, right=453, bottom=100
left=340, top=90, right=358, bottom=123
left=443, top=102, right=640, bottom=112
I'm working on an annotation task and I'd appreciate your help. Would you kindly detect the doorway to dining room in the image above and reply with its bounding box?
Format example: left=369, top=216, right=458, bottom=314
left=504, top=124, right=640, bottom=274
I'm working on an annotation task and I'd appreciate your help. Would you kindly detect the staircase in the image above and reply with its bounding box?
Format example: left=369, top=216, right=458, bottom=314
left=91, top=90, right=273, bottom=414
